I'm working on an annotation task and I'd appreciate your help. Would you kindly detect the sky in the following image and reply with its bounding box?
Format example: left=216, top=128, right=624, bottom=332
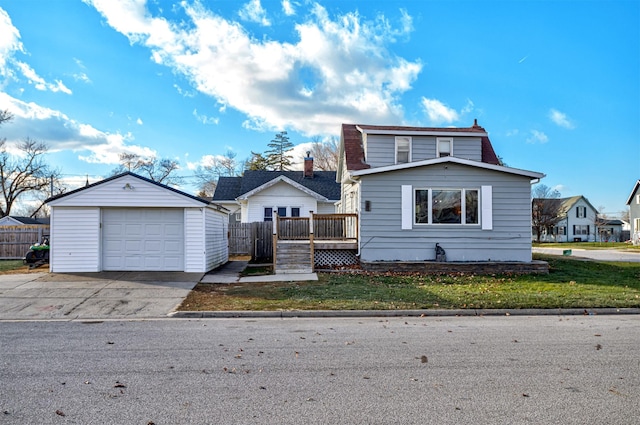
left=0, top=0, right=638, bottom=216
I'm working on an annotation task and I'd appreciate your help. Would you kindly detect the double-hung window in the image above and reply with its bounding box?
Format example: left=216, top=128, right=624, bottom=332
left=576, top=206, right=587, bottom=218
left=437, top=138, right=452, bottom=157
left=414, top=188, right=479, bottom=225
left=395, top=136, right=411, bottom=164
left=263, top=208, right=273, bottom=222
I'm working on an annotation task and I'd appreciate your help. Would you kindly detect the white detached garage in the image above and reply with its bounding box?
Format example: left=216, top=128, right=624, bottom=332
left=45, top=172, right=229, bottom=273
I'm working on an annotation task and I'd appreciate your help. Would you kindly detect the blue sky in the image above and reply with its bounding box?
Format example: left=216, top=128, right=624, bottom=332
left=0, top=0, right=638, bottom=216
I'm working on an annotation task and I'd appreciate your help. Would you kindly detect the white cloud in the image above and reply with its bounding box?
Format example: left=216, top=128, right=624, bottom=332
left=526, top=129, right=549, bottom=144
left=239, top=0, right=271, bottom=26
left=86, top=1, right=422, bottom=135
left=0, top=7, right=24, bottom=78
left=421, top=98, right=459, bottom=124
left=282, top=0, right=295, bottom=16
left=0, top=92, right=155, bottom=164
left=193, top=109, right=219, bottom=125
left=136, top=117, right=143, bottom=125
left=0, top=8, right=71, bottom=94
left=549, top=108, right=575, bottom=129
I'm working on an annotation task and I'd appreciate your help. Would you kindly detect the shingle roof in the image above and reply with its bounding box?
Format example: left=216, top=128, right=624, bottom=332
left=5, top=216, right=48, bottom=225
left=341, top=121, right=501, bottom=172
left=212, top=170, right=340, bottom=201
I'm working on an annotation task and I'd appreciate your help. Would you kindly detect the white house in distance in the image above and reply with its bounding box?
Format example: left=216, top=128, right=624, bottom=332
left=45, top=172, right=229, bottom=273
left=533, top=196, right=599, bottom=242
left=213, top=156, right=340, bottom=223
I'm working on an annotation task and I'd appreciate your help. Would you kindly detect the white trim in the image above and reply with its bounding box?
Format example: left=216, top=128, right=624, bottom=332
left=401, top=185, right=412, bottom=230
left=236, top=175, right=329, bottom=201
left=350, top=156, right=545, bottom=179
left=356, top=126, right=488, bottom=138
left=481, top=185, right=493, bottom=230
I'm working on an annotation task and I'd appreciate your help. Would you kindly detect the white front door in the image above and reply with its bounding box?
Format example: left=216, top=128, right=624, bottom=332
left=102, top=208, right=184, bottom=271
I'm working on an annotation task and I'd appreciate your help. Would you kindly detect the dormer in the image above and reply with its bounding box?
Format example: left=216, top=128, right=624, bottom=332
left=338, top=120, right=500, bottom=175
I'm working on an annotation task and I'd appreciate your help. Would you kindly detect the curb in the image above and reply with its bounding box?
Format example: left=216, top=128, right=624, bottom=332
left=169, top=307, right=640, bottom=319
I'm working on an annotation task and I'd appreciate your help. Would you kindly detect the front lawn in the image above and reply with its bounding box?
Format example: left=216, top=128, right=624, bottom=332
left=179, top=255, right=640, bottom=311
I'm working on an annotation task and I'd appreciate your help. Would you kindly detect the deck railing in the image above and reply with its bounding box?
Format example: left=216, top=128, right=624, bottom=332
left=275, top=213, right=358, bottom=241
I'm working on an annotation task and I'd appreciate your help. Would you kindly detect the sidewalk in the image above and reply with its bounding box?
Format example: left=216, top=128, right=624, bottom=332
left=199, top=260, right=318, bottom=284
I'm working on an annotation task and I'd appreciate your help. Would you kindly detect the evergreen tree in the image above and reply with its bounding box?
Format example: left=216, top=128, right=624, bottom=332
left=246, top=151, right=269, bottom=170
left=265, top=131, right=293, bottom=171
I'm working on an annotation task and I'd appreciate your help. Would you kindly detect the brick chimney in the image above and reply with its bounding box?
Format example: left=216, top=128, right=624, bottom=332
left=304, top=151, right=314, bottom=178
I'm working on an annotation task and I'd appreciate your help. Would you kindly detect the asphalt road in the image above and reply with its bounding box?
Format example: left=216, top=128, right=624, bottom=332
left=533, top=247, right=640, bottom=262
left=1, top=315, right=638, bottom=424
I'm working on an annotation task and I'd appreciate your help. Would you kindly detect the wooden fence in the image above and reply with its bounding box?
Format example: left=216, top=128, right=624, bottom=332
left=228, top=222, right=273, bottom=259
left=0, top=225, right=50, bottom=259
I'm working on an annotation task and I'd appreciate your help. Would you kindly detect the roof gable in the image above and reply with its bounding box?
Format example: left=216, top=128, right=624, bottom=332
left=626, top=180, right=640, bottom=205
left=350, top=156, right=544, bottom=179
left=46, top=172, right=213, bottom=208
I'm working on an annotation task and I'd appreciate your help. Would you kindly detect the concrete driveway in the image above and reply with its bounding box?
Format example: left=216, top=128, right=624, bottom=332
left=0, top=271, right=202, bottom=321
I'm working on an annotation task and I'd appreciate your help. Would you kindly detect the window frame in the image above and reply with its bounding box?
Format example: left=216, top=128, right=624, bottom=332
left=395, top=136, right=412, bottom=164
left=263, top=207, right=273, bottom=222
left=413, top=187, right=480, bottom=226
left=437, top=137, right=453, bottom=158
left=291, top=207, right=301, bottom=217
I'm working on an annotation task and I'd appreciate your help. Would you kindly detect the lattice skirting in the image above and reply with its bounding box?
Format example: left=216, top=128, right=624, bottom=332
left=314, top=249, right=358, bottom=266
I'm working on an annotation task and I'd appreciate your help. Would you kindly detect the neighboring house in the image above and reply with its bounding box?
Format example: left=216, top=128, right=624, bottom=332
left=213, top=156, right=340, bottom=223
left=337, top=120, right=545, bottom=263
left=626, top=179, right=640, bottom=245
left=0, top=216, right=49, bottom=226
left=596, top=219, right=625, bottom=242
left=532, top=196, right=598, bottom=242
left=45, top=172, right=229, bottom=273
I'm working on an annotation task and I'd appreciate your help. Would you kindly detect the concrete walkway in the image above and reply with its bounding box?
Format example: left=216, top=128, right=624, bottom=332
left=200, top=260, right=318, bottom=284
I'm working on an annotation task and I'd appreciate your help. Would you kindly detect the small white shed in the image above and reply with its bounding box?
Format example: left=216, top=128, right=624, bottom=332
left=45, top=172, right=228, bottom=273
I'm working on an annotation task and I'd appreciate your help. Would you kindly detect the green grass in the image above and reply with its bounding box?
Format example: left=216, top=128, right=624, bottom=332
left=181, top=254, right=640, bottom=311
left=0, top=260, right=27, bottom=272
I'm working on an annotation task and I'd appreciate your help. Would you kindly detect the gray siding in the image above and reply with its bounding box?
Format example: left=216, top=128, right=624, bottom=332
left=358, top=163, right=533, bottom=262
left=366, top=135, right=483, bottom=168
left=629, top=186, right=640, bottom=242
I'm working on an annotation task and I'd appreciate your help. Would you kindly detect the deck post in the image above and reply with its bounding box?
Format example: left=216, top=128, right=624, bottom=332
left=309, top=212, right=315, bottom=271
left=272, top=211, right=278, bottom=271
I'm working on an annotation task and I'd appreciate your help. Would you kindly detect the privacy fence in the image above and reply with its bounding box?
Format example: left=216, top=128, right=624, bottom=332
left=0, top=225, right=50, bottom=260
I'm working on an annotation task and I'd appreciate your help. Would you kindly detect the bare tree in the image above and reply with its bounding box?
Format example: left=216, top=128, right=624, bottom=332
left=531, top=184, right=562, bottom=243
left=0, top=138, right=60, bottom=217
left=194, top=150, right=241, bottom=197
left=0, top=110, right=13, bottom=126
left=111, top=153, right=183, bottom=186
left=309, top=136, right=339, bottom=171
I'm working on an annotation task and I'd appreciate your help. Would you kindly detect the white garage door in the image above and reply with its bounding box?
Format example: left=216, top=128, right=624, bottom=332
left=102, top=208, right=184, bottom=271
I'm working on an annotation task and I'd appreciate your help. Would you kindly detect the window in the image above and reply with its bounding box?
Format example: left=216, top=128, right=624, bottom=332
left=395, top=136, right=411, bottom=164
left=555, top=226, right=566, bottom=235
left=576, top=206, right=587, bottom=218
left=277, top=207, right=287, bottom=217
left=291, top=207, right=300, bottom=217
left=437, top=138, right=452, bottom=157
left=263, top=208, right=273, bottom=222
left=414, top=188, right=479, bottom=225
left=574, top=225, right=589, bottom=235
left=634, top=218, right=640, bottom=231
left=636, top=195, right=640, bottom=205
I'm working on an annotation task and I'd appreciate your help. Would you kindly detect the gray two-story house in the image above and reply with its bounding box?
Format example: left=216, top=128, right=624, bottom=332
left=626, top=180, right=640, bottom=245
left=336, top=120, right=545, bottom=263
